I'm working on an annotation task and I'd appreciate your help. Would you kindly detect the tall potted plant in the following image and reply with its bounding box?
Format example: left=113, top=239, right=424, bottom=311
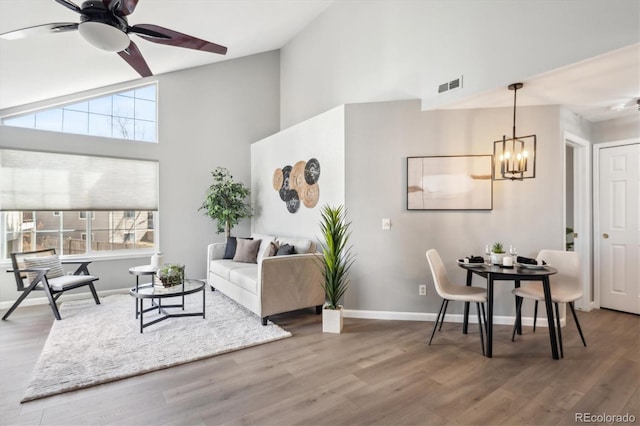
left=199, top=167, right=252, bottom=238
left=319, top=204, right=354, bottom=333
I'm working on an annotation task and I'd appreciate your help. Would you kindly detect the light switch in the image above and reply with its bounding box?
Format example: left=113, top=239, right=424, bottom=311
left=382, top=218, right=391, bottom=230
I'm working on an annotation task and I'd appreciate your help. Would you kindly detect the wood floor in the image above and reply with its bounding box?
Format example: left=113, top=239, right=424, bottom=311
left=1, top=303, right=638, bottom=426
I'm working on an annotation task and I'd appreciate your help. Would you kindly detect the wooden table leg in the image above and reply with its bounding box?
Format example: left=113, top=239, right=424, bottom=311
left=463, top=270, right=472, bottom=334
left=541, top=276, right=560, bottom=360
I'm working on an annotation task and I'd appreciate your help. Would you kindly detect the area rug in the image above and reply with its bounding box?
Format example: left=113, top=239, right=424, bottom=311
left=21, top=291, right=291, bottom=402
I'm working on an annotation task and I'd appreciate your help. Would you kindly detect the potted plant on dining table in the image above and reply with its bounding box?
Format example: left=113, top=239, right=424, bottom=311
left=490, top=242, right=507, bottom=265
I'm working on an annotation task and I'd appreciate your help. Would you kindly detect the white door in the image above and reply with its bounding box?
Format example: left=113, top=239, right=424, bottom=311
left=598, top=143, right=640, bottom=314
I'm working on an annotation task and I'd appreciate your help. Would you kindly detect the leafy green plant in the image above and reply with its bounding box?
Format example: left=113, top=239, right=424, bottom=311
left=491, top=242, right=505, bottom=254
left=157, top=264, right=184, bottom=287
left=199, top=167, right=252, bottom=237
left=319, top=205, right=354, bottom=310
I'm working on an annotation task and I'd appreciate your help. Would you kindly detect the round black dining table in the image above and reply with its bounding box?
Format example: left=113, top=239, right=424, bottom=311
left=458, top=262, right=559, bottom=359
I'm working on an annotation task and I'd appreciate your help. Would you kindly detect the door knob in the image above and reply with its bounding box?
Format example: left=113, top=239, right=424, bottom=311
left=602, top=233, right=609, bottom=239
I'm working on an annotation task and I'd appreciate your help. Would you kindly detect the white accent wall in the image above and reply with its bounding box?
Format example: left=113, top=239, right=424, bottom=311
left=251, top=105, right=345, bottom=240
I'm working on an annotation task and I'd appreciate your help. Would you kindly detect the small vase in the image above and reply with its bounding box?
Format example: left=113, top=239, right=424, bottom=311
left=322, top=306, right=344, bottom=333
left=490, top=252, right=506, bottom=265
left=150, top=252, right=164, bottom=269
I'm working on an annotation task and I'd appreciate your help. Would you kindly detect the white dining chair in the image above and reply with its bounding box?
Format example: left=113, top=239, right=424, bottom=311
left=426, top=249, right=487, bottom=355
left=511, top=249, right=587, bottom=358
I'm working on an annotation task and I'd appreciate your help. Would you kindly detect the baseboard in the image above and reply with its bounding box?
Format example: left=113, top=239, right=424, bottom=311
left=1, top=293, right=565, bottom=327
left=343, top=308, right=566, bottom=327
left=0, top=288, right=130, bottom=310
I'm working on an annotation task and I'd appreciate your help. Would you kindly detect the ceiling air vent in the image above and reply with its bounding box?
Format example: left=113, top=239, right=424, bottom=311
left=438, top=75, right=464, bottom=94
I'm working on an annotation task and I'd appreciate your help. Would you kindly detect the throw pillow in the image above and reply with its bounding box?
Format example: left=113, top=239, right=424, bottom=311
left=23, top=255, right=65, bottom=282
left=223, top=237, right=238, bottom=259
left=253, top=234, right=277, bottom=264
left=233, top=238, right=262, bottom=263
left=267, top=241, right=279, bottom=257
left=276, top=243, right=296, bottom=256
left=223, top=237, right=253, bottom=259
left=275, top=237, right=312, bottom=254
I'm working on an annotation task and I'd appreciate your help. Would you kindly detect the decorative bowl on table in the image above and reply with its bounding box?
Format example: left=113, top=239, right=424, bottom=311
left=157, top=264, right=184, bottom=287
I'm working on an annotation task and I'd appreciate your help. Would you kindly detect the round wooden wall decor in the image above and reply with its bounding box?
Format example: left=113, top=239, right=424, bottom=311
left=272, top=158, right=321, bottom=213
left=290, top=161, right=307, bottom=190
left=272, top=168, right=283, bottom=191
left=301, top=183, right=319, bottom=208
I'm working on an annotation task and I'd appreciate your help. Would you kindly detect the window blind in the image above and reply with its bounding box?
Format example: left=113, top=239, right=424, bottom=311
left=0, top=149, right=159, bottom=211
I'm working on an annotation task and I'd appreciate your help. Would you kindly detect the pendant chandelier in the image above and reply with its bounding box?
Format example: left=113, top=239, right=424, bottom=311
left=493, top=83, right=536, bottom=181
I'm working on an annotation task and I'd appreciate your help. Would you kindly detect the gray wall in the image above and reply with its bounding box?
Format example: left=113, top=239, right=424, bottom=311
left=0, top=51, right=280, bottom=304
left=343, top=100, right=564, bottom=317
left=281, top=0, right=639, bottom=128
left=592, top=115, right=640, bottom=143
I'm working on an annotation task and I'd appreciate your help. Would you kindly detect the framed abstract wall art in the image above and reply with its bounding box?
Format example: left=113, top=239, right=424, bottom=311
left=407, top=155, right=493, bottom=210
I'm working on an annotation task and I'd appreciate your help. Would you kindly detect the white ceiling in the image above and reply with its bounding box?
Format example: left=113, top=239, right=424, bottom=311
left=0, top=0, right=638, bottom=123
left=0, top=0, right=333, bottom=110
left=437, top=43, right=640, bottom=123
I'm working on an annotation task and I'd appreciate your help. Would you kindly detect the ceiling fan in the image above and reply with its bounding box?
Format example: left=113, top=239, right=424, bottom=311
left=0, top=0, right=228, bottom=77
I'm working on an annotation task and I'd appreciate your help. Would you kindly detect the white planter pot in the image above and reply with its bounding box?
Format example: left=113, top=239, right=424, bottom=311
left=490, top=252, right=506, bottom=265
left=322, top=306, right=343, bottom=333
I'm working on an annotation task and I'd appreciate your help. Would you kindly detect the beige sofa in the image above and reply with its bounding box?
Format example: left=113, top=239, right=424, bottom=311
left=206, top=233, right=325, bottom=325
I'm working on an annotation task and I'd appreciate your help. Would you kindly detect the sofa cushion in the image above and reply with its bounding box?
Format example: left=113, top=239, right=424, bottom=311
left=47, top=275, right=98, bottom=291
left=276, top=243, right=296, bottom=256
left=276, top=237, right=312, bottom=254
left=228, top=266, right=259, bottom=294
left=233, top=238, right=262, bottom=263
left=210, top=259, right=256, bottom=281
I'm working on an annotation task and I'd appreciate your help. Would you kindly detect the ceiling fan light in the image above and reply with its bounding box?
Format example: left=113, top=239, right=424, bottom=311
left=78, top=21, right=129, bottom=52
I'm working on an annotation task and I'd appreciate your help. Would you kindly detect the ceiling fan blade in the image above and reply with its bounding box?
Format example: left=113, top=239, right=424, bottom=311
left=0, top=23, right=78, bottom=40
left=118, top=40, right=152, bottom=77
left=54, top=0, right=82, bottom=13
left=130, top=24, right=227, bottom=55
left=103, top=0, right=139, bottom=16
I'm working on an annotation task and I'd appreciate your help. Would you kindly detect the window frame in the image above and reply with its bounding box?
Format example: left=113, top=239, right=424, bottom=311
left=0, top=210, right=158, bottom=265
left=0, top=82, right=158, bottom=144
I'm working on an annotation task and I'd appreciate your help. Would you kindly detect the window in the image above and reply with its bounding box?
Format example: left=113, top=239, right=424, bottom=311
left=0, top=149, right=159, bottom=260
left=1, top=84, right=157, bottom=143
left=1, top=211, right=156, bottom=258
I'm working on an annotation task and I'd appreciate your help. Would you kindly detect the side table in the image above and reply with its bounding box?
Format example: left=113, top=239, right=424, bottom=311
left=129, top=265, right=158, bottom=319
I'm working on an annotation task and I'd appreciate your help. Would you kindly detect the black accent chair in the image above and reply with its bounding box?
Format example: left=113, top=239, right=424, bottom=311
left=3, top=249, right=100, bottom=320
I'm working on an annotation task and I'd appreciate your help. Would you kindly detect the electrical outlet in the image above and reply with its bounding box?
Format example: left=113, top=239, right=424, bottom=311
left=419, top=284, right=427, bottom=296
